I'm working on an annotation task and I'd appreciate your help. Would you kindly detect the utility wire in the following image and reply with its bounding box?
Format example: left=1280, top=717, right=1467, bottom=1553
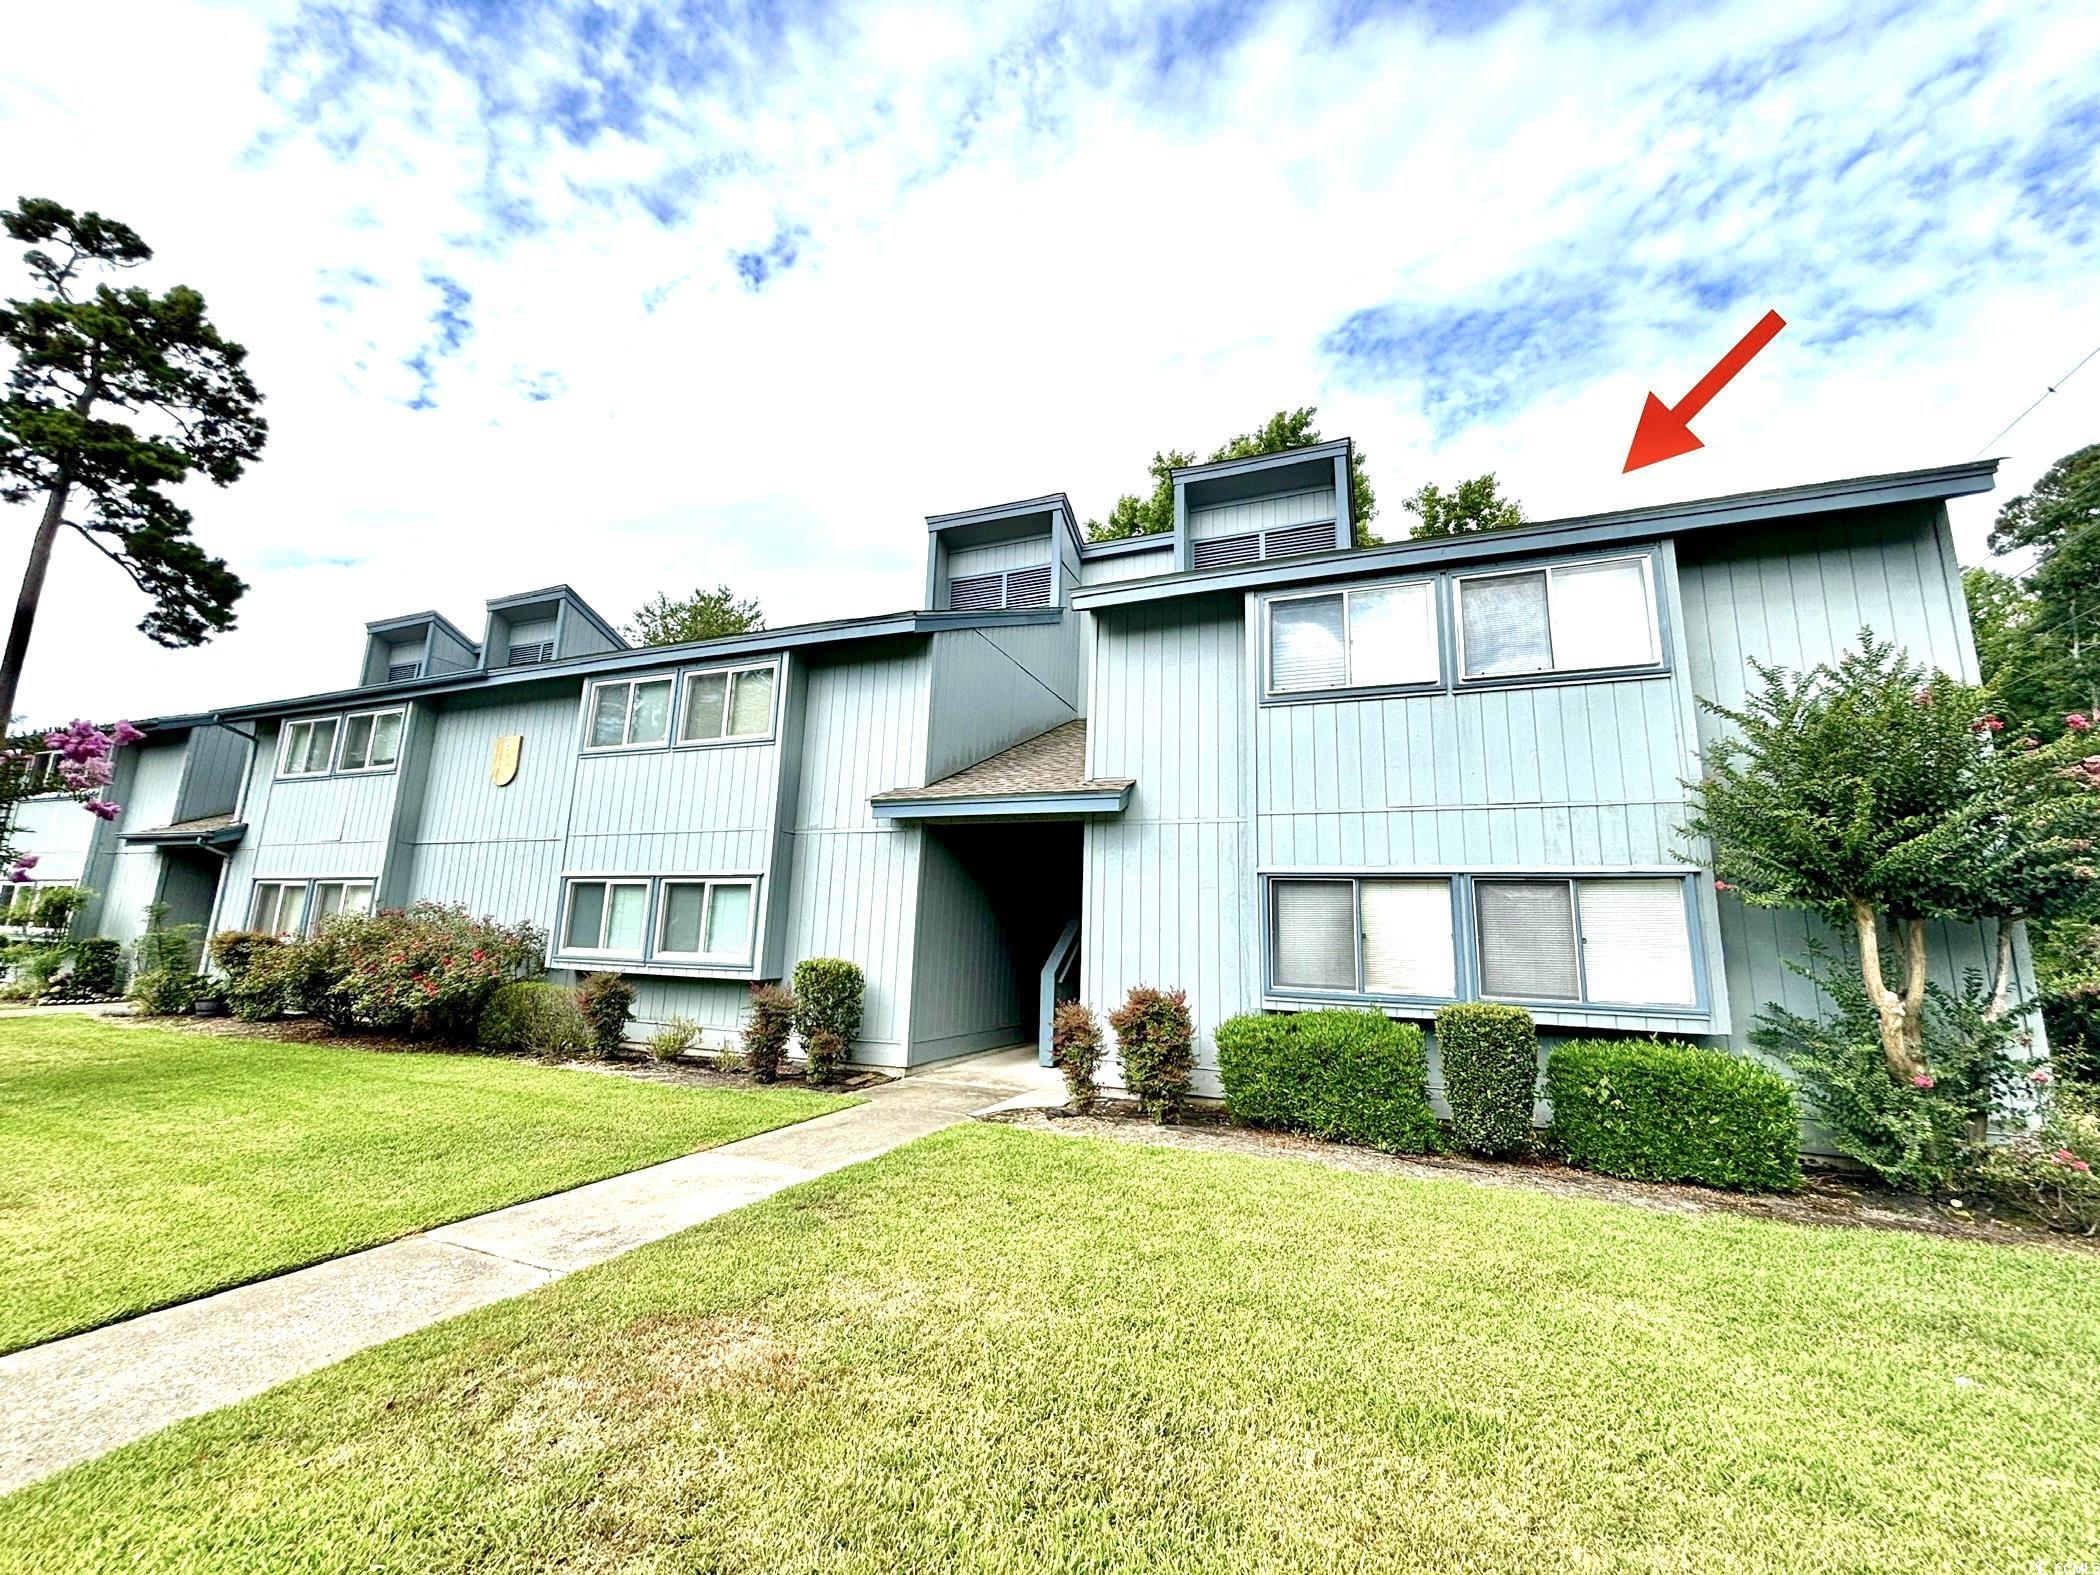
left=1972, top=341, right=2100, bottom=459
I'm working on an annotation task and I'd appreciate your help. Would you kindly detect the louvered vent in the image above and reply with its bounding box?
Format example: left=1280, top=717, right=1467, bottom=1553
left=1004, top=564, right=1053, bottom=608
left=505, top=641, right=555, bottom=667
left=1191, top=533, right=1263, bottom=569
left=949, top=573, right=1004, bottom=611
left=386, top=662, right=422, bottom=683
left=1262, top=521, right=1338, bottom=559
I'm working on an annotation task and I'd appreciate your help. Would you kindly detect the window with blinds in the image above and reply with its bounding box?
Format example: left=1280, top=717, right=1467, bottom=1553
left=1457, top=555, right=1658, bottom=681
left=1267, top=872, right=1699, bottom=1011
left=1269, top=877, right=1456, bottom=999
left=1267, top=580, right=1438, bottom=695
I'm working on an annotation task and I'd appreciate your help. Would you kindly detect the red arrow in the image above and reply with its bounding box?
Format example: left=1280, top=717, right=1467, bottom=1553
left=1622, top=309, right=1786, bottom=472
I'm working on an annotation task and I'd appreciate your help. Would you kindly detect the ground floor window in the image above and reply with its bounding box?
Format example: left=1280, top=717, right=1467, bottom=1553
left=1266, top=871, right=1700, bottom=1011
left=250, top=879, right=374, bottom=937
left=558, top=874, right=758, bottom=969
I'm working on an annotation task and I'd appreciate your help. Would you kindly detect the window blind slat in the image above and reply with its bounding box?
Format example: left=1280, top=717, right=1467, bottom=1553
left=1271, top=880, right=1356, bottom=989
left=1578, top=879, right=1695, bottom=1006
left=1361, top=879, right=1456, bottom=997
left=1476, top=880, right=1579, bottom=999
left=1269, top=596, right=1347, bottom=692
left=1460, top=572, right=1552, bottom=677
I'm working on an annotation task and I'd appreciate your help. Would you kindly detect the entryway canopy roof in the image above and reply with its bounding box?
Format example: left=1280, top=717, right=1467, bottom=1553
left=872, top=721, right=1133, bottom=821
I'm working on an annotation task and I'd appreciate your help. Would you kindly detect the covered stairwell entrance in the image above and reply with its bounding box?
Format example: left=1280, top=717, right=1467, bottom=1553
left=871, top=720, right=1133, bottom=1067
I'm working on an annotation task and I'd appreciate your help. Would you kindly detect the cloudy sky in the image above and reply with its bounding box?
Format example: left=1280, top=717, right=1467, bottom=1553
left=2, top=0, right=2097, bottom=722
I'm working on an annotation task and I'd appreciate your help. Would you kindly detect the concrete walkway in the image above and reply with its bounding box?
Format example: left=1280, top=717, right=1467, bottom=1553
left=0, top=1047, right=1058, bottom=1495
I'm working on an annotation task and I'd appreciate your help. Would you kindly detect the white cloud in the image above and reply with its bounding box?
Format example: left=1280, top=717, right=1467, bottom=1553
left=0, top=0, right=2095, bottom=722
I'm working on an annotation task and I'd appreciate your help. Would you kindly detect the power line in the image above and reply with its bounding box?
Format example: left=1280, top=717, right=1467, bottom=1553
left=1972, top=341, right=2100, bottom=459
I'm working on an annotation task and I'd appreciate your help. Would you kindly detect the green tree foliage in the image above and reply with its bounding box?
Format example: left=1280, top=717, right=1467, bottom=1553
left=1684, top=636, right=2100, bottom=1078
left=1402, top=473, right=1528, bottom=539
left=1972, top=444, right=2100, bottom=736
left=0, top=197, right=266, bottom=723
left=1084, top=407, right=1381, bottom=546
left=624, top=584, right=764, bottom=646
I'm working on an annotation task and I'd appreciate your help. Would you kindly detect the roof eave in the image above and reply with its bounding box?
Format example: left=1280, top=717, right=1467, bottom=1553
left=870, top=783, right=1133, bottom=821
left=1070, top=459, right=2000, bottom=610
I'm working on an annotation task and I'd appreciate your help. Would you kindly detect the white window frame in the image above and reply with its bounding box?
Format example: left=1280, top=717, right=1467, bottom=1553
left=308, top=879, right=376, bottom=928
left=19, top=750, right=62, bottom=794
left=559, top=877, right=653, bottom=957
left=1264, top=578, right=1442, bottom=697
left=582, top=677, right=676, bottom=752
left=334, top=708, right=405, bottom=775
left=248, top=881, right=309, bottom=936
left=1453, top=553, right=1662, bottom=684
left=677, top=662, right=779, bottom=747
left=653, top=877, right=759, bottom=965
left=276, top=716, right=342, bottom=778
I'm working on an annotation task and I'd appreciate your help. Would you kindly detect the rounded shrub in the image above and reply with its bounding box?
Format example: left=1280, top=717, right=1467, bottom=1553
left=207, top=929, right=282, bottom=984
left=62, top=937, right=125, bottom=999
left=1051, top=1000, right=1104, bottom=1113
left=793, top=958, right=865, bottom=1046
left=743, top=983, right=796, bottom=1083
left=648, top=1016, right=698, bottom=1064
left=1545, top=1037, right=1802, bottom=1192
left=576, top=971, right=637, bottom=1058
left=1217, top=1008, right=1441, bottom=1154
left=1435, top=1002, right=1540, bottom=1157
left=128, top=967, right=199, bottom=1017
left=1108, top=986, right=1194, bottom=1123
left=477, top=980, right=592, bottom=1057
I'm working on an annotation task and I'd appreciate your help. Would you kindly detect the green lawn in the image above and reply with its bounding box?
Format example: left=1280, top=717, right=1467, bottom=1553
left=0, top=1017, right=852, bottom=1355
left=6, top=1124, right=2097, bottom=1572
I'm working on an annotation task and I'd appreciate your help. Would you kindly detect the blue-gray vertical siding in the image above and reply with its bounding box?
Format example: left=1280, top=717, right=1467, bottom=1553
left=1082, top=593, right=1255, bottom=1094
left=1077, top=543, right=1176, bottom=586
left=923, top=621, right=1081, bottom=783
left=781, top=642, right=932, bottom=1064
left=1188, top=486, right=1334, bottom=542
left=1674, top=503, right=2035, bottom=1043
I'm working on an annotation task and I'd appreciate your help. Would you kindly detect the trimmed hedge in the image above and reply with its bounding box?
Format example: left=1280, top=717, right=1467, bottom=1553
left=1051, top=1000, right=1104, bottom=1112
left=1436, top=1002, right=1539, bottom=1157
left=743, top=984, right=795, bottom=1083
left=793, top=959, right=864, bottom=1049
left=1216, top=1009, right=1441, bottom=1154
left=1546, top=1037, right=1802, bottom=1192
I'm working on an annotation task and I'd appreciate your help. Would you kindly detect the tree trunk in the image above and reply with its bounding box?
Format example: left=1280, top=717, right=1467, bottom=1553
left=1852, top=899, right=1925, bottom=1081
left=1900, top=917, right=1930, bottom=1068
left=0, top=477, right=70, bottom=728
left=1984, top=919, right=2022, bottom=1022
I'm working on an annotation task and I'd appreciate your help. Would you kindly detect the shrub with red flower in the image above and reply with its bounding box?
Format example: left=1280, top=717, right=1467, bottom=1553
left=262, top=902, right=547, bottom=1043
left=1981, top=1092, right=2100, bottom=1235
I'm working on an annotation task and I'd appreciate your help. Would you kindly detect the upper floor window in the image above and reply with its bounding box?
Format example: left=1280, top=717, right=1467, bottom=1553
left=337, top=710, right=403, bottom=773
left=279, top=717, right=340, bottom=777
left=679, top=665, right=776, bottom=745
left=16, top=750, right=61, bottom=793
left=586, top=678, right=673, bottom=750
left=1456, top=556, right=1658, bottom=681
left=278, top=708, right=403, bottom=778
left=1267, top=581, right=1439, bottom=695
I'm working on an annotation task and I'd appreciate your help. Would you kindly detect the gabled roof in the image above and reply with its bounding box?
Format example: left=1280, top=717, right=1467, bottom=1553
left=1069, top=458, right=1999, bottom=610
left=871, top=720, right=1133, bottom=819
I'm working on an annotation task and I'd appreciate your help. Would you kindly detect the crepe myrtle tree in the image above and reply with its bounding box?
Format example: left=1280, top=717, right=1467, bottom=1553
left=1684, top=635, right=2100, bottom=1081
left=1, top=718, right=141, bottom=879
left=0, top=197, right=266, bottom=725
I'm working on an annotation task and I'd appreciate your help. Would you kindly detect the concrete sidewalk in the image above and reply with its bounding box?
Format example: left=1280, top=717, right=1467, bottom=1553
left=0, top=1048, right=1054, bottom=1495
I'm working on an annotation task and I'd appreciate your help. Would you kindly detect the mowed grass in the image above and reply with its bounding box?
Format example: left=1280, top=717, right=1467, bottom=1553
left=6, top=1124, right=2098, bottom=1573
left=0, top=1016, right=852, bottom=1354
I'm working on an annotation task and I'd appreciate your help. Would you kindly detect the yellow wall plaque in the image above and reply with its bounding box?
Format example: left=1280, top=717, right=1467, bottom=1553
left=490, top=734, right=523, bottom=787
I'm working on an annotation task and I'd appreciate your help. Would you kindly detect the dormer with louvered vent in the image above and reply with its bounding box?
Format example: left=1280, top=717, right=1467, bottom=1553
left=1171, top=440, right=1356, bottom=573
left=925, top=494, right=1081, bottom=614
left=480, top=586, right=626, bottom=670
left=360, top=611, right=480, bottom=688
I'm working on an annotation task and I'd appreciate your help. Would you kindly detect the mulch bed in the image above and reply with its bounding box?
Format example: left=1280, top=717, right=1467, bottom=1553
left=984, top=1100, right=2099, bottom=1255
left=75, top=1009, right=885, bottom=1092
